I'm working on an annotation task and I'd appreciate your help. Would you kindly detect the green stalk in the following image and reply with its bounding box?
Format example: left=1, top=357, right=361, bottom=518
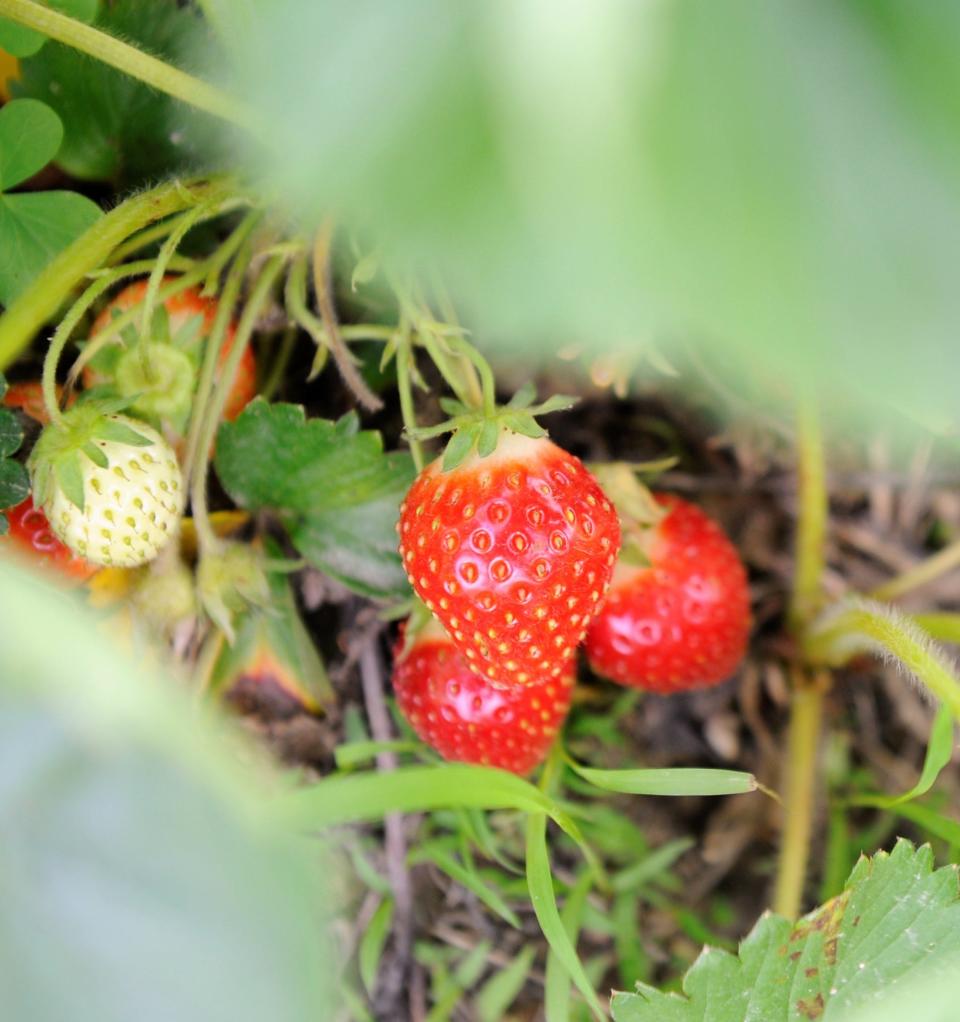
left=772, top=670, right=826, bottom=918
left=0, top=0, right=254, bottom=130
left=806, top=599, right=960, bottom=724
left=396, top=331, right=425, bottom=472
left=0, top=177, right=234, bottom=371
left=789, top=392, right=828, bottom=632
left=181, top=226, right=257, bottom=485
left=773, top=392, right=830, bottom=919
left=190, top=253, right=285, bottom=553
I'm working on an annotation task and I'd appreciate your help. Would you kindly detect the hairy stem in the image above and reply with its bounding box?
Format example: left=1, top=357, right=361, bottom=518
left=191, top=253, right=285, bottom=553
left=806, top=599, right=960, bottom=723
left=0, top=177, right=234, bottom=371
left=0, top=0, right=253, bottom=129
left=773, top=670, right=826, bottom=918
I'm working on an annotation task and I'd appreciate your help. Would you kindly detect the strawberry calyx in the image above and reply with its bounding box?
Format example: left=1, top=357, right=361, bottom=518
left=29, top=398, right=158, bottom=514
left=197, top=540, right=272, bottom=643
left=406, top=382, right=579, bottom=471
left=589, top=461, right=668, bottom=569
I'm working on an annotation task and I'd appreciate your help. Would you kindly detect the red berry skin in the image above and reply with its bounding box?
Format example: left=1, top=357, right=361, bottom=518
left=398, top=432, right=621, bottom=688
left=86, top=278, right=256, bottom=421
left=585, top=496, right=749, bottom=693
left=393, top=624, right=574, bottom=774
left=3, top=497, right=98, bottom=582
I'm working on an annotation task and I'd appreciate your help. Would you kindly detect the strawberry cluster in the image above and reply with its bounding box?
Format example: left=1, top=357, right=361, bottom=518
left=393, top=434, right=751, bottom=774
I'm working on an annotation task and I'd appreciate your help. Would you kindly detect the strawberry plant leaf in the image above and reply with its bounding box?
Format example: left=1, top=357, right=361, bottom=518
left=0, top=458, right=28, bottom=512
left=0, top=191, right=102, bottom=306
left=289, top=491, right=412, bottom=601
left=0, top=405, right=22, bottom=458
left=216, top=399, right=415, bottom=599
left=0, top=98, right=62, bottom=190
left=611, top=839, right=960, bottom=1022
left=216, top=400, right=413, bottom=514
left=0, top=377, right=27, bottom=525
left=13, top=0, right=212, bottom=185
left=0, top=0, right=98, bottom=58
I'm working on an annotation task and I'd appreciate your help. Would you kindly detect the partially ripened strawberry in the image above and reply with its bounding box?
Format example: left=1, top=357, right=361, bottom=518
left=393, top=617, right=574, bottom=774
left=398, top=431, right=621, bottom=688
left=585, top=494, right=750, bottom=693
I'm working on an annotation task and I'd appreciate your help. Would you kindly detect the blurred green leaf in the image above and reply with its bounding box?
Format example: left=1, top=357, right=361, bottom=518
left=13, top=0, right=212, bottom=184
left=218, top=0, right=960, bottom=441
left=526, top=813, right=605, bottom=1022
left=0, top=98, right=61, bottom=190
left=475, top=944, right=536, bottom=1022
left=359, top=897, right=394, bottom=994
left=544, top=868, right=593, bottom=1022
left=0, top=562, right=336, bottom=1022
left=569, top=760, right=758, bottom=797
left=611, top=839, right=960, bottom=1021
left=0, top=0, right=97, bottom=58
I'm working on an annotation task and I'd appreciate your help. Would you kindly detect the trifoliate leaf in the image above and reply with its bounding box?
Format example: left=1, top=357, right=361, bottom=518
left=0, top=406, right=22, bottom=458
left=611, top=840, right=960, bottom=1022
left=0, top=458, right=28, bottom=511
left=215, top=400, right=415, bottom=600
left=13, top=0, right=213, bottom=186
left=0, top=98, right=62, bottom=190
left=0, top=0, right=98, bottom=58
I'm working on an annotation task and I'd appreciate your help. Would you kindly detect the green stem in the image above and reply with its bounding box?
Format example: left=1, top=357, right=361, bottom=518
left=449, top=336, right=496, bottom=418
left=0, top=0, right=254, bottom=130
left=773, top=391, right=829, bottom=920
left=773, top=669, right=826, bottom=918
left=790, top=392, right=828, bottom=633
left=40, top=258, right=172, bottom=425
left=0, top=176, right=234, bottom=372
left=259, top=327, right=297, bottom=402
left=181, top=226, right=256, bottom=486
left=191, top=253, right=285, bottom=553
left=871, top=539, right=960, bottom=603
left=806, top=598, right=960, bottom=723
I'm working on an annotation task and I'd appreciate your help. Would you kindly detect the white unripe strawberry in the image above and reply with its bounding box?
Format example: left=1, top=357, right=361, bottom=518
left=29, top=404, right=184, bottom=568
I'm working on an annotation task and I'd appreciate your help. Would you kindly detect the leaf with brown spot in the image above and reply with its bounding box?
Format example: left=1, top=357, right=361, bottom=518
left=612, top=840, right=960, bottom=1022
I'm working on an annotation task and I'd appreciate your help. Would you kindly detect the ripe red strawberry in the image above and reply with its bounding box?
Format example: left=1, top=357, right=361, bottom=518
left=585, top=495, right=750, bottom=693
left=3, top=496, right=98, bottom=582
left=85, top=277, right=257, bottom=423
left=398, top=431, right=621, bottom=688
left=393, top=618, right=574, bottom=774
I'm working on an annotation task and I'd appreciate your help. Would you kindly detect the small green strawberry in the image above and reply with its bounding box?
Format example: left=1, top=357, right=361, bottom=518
left=29, top=403, right=184, bottom=568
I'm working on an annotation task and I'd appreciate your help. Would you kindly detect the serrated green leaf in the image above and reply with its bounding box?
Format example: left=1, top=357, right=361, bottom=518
left=0, top=191, right=102, bottom=306
left=569, top=760, right=757, bottom=797
left=0, top=406, right=23, bottom=458
left=81, top=441, right=108, bottom=469
left=0, top=372, right=7, bottom=401
left=612, top=839, right=960, bottom=1022
left=0, top=99, right=62, bottom=190
left=476, top=419, right=499, bottom=458
left=216, top=400, right=413, bottom=514
left=287, top=486, right=412, bottom=601
left=52, top=453, right=84, bottom=512
left=13, top=0, right=211, bottom=185
left=441, top=423, right=480, bottom=471
left=0, top=0, right=98, bottom=58
left=0, top=458, right=28, bottom=510
left=94, top=418, right=153, bottom=447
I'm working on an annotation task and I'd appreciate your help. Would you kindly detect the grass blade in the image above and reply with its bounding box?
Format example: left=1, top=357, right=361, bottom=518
left=568, top=760, right=757, bottom=797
